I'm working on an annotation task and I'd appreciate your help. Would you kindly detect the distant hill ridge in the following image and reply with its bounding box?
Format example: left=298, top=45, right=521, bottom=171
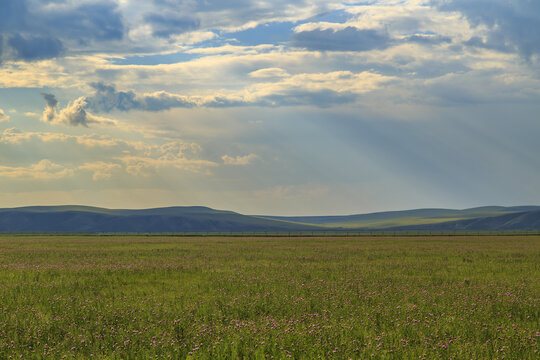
left=387, top=210, right=540, bottom=231
left=260, top=206, right=540, bottom=229
left=0, top=205, right=539, bottom=233
left=0, top=206, right=318, bottom=233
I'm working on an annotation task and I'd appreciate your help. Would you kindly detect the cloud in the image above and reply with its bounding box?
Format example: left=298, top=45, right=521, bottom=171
left=0, top=0, right=335, bottom=63
left=0, top=109, right=10, bottom=122
left=292, top=26, right=393, bottom=52
left=431, top=0, right=540, bottom=58
left=147, top=0, right=333, bottom=33
left=40, top=70, right=391, bottom=121
left=247, top=71, right=393, bottom=106
left=118, top=140, right=217, bottom=176
left=0, top=0, right=27, bottom=31
left=83, top=80, right=355, bottom=114
left=0, top=128, right=221, bottom=180
left=0, top=159, right=74, bottom=180
left=43, top=2, right=124, bottom=42
left=86, top=83, right=195, bottom=112
left=405, top=34, right=452, bottom=45
left=0, top=0, right=123, bottom=61
left=95, top=71, right=390, bottom=111
left=144, top=13, right=200, bottom=38
left=258, top=89, right=357, bottom=108
left=7, top=34, right=63, bottom=61
left=41, top=93, right=59, bottom=123
left=41, top=93, right=116, bottom=127
left=78, top=161, right=122, bottom=181
left=0, top=128, right=67, bottom=145
left=249, top=68, right=289, bottom=79
left=222, top=153, right=258, bottom=165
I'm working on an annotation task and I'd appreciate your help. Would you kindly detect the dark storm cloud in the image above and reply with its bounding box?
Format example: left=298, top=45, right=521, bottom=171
left=431, top=0, right=540, bottom=58
left=0, top=0, right=123, bottom=61
left=144, top=13, right=200, bottom=38
left=8, top=34, right=64, bottom=61
left=292, top=27, right=393, bottom=52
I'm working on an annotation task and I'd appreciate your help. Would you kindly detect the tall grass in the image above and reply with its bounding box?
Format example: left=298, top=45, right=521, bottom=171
left=0, top=235, right=538, bottom=359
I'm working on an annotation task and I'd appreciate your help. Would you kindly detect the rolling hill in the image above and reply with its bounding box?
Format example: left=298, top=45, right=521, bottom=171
left=259, top=206, right=540, bottom=229
left=388, top=210, right=540, bottom=231
left=0, top=205, right=539, bottom=233
left=0, top=206, right=320, bottom=233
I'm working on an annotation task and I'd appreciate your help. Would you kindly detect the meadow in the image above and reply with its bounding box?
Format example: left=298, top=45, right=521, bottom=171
left=0, top=235, right=538, bottom=359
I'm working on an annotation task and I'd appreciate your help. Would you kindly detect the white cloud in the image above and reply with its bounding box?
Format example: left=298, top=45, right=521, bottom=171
left=0, top=59, right=77, bottom=88
left=0, top=160, right=74, bottom=180
left=78, top=161, right=122, bottom=181
left=41, top=95, right=116, bottom=127
left=0, top=128, right=69, bottom=145
left=118, top=140, right=217, bottom=176
left=0, top=128, right=219, bottom=180
left=185, top=44, right=276, bottom=55
left=119, top=156, right=217, bottom=176
left=0, top=128, right=144, bottom=149
left=0, top=109, right=10, bottom=122
left=222, top=154, right=258, bottom=165
left=50, top=70, right=394, bottom=118
left=249, top=68, right=289, bottom=79
left=247, top=71, right=393, bottom=97
left=171, top=31, right=218, bottom=45
left=0, top=128, right=224, bottom=182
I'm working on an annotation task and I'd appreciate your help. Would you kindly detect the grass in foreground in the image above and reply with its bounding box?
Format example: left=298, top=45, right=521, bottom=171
left=0, top=235, right=538, bottom=359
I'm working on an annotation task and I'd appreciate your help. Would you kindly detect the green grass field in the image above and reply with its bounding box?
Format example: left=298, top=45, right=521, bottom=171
left=0, top=235, right=538, bottom=359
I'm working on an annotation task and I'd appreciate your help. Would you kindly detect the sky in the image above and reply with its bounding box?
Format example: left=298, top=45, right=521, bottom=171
left=0, top=0, right=539, bottom=215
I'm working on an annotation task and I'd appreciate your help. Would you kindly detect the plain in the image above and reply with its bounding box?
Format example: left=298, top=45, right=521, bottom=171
left=0, top=235, right=538, bottom=359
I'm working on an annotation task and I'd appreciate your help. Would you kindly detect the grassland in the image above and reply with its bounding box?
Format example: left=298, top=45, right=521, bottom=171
left=0, top=235, right=538, bottom=359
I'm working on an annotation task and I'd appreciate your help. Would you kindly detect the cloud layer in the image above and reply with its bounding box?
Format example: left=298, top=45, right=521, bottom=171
left=0, top=0, right=123, bottom=61
left=432, top=0, right=540, bottom=58
left=293, top=27, right=393, bottom=52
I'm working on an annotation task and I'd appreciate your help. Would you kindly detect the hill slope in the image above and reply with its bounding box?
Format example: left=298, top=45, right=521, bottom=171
left=1, top=205, right=539, bottom=233
left=0, top=206, right=320, bottom=233
left=389, top=210, right=540, bottom=231
left=260, top=206, right=540, bottom=229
